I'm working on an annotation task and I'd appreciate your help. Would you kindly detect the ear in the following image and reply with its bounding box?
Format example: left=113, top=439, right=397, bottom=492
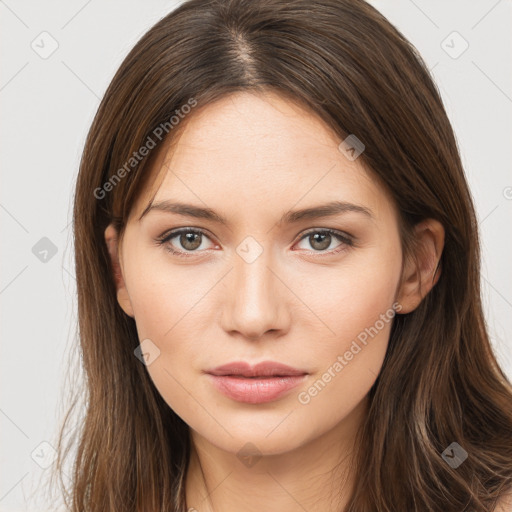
left=104, top=223, right=134, bottom=318
left=396, top=219, right=445, bottom=314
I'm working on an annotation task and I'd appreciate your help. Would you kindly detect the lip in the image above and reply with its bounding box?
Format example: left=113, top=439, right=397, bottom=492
left=206, top=360, right=308, bottom=377
left=204, top=361, right=308, bottom=404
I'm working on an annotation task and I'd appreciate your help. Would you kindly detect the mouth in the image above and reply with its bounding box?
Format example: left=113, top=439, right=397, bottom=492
left=219, top=375, right=296, bottom=378
left=204, top=361, right=308, bottom=403
left=205, top=360, right=308, bottom=378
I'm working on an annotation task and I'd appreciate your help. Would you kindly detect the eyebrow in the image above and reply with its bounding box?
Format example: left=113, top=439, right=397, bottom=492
left=138, top=199, right=373, bottom=224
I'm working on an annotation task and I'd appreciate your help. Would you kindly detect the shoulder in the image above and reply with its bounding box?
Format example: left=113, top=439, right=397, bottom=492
left=495, top=491, right=512, bottom=512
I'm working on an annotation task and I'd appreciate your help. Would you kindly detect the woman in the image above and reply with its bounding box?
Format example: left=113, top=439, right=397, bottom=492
left=52, top=0, right=512, bottom=510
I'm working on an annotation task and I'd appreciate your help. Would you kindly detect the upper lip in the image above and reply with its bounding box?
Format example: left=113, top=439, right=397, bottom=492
left=205, top=360, right=308, bottom=377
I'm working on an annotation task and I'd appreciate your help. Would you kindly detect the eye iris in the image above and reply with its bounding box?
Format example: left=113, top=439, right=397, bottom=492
left=180, top=232, right=202, bottom=250
left=310, top=232, right=331, bottom=251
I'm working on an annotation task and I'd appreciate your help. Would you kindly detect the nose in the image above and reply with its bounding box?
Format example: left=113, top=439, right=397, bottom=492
left=220, top=244, right=291, bottom=341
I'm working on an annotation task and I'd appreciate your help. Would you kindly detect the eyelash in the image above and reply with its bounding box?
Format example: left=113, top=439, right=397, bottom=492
left=155, top=227, right=354, bottom=258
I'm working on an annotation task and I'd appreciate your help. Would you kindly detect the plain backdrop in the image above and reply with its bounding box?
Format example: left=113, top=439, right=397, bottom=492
left=1, top=1, right=511, bottom=510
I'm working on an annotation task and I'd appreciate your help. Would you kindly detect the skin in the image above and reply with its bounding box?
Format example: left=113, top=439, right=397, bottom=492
left=105, top=91, right=444, bottom=512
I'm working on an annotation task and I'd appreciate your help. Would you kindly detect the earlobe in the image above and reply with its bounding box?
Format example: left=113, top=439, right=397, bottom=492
left=396, top=219, right=445, bottom=314
left=104, top=223, right=135, bottom=318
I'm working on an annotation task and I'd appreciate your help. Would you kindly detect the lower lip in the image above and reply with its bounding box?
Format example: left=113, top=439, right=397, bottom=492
left=207, top=374, right=307, bottom=404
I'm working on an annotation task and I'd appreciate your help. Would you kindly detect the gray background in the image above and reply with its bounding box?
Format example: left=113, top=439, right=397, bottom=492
left=1, top=1, right=511, bottom=510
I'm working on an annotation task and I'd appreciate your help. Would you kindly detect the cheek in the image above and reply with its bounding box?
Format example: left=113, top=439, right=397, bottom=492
left=292, top=243, right=401, bottom=410
left=123, top=245, right=210, bottom=340
left=125, top=266, right=214, bottom=426
left=122, top=250, right=218, bottom=375
left=297, top=240, right=402, bottom=345
left=293, top=298, right=398, bottom=436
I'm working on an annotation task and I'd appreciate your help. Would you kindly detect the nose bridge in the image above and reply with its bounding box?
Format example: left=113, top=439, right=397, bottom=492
left=221, top=236, right=288, bottom=339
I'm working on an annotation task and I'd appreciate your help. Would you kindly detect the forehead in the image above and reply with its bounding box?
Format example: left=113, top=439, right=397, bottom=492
left=130, top=91, right=395, bottom=224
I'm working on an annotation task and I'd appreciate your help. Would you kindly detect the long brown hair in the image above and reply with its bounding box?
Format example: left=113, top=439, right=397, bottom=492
left=50, top=0, right=512, bottom=510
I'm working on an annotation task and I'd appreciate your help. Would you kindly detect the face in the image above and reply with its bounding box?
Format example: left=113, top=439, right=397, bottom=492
left=108, top=91, right=406, bottom=456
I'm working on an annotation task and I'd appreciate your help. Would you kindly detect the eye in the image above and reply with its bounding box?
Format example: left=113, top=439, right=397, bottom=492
left=294, top=229, right=354, bottom=255
left=155, top=228, right=216, bottom=257
left=155, top=227, right=354, bottom=258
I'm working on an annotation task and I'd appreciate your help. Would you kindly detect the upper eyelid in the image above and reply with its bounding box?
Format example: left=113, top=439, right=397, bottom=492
left=300, top=227, right=352, bottom=239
